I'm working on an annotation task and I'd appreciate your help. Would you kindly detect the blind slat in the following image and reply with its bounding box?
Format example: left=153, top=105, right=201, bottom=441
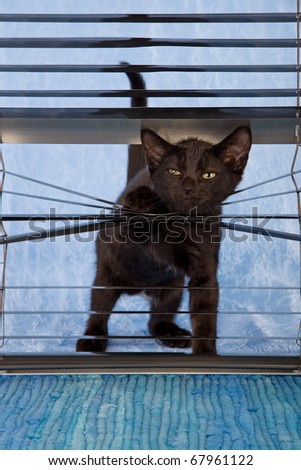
left=0, top=64, right=296, bottom=73
left=0, top=107, right=298, bottom=145
left=0, top=13, right=297, bottom=23
left=0, top=89, right=297, bottom=98
left=1, top=106, right=296, bottom=118
left=0, top=38, right=298, bottom=48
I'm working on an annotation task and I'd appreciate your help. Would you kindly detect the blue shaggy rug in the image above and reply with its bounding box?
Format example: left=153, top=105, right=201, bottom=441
left=0, top=374, right=300, bottom=450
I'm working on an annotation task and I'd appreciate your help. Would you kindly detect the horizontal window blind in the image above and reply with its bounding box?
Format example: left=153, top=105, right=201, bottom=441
left=0, top=3, right=300, bottom=373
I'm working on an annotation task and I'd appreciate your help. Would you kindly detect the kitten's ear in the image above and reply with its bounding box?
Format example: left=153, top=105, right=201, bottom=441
left=141, top=129, right=173, bottom=171
left=215, top=126, right=252, bottom=174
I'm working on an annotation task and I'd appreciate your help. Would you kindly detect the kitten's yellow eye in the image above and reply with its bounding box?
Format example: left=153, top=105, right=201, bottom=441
left=202, top=172, right=217, bottom=180
left=168, top=168, right=182, bottom=176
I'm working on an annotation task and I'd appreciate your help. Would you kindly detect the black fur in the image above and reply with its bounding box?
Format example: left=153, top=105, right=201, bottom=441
left=76, top=69, right=252, bottom=355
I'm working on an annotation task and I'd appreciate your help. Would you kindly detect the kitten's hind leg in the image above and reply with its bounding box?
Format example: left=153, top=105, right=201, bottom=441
left=148, top=277, right=191, bottom=349
left=76, top=287, right=120, bottom=353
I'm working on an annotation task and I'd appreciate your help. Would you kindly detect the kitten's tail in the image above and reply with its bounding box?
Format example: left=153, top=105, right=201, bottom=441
left=122, top=61, right=147, bottom=108
left=122, top=62, right=147, bottom=182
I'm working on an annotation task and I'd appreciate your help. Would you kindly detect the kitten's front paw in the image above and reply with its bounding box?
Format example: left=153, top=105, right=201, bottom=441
left=76, top=338, right=107, bottom=353
left=152, top=322, right=192, bottom=349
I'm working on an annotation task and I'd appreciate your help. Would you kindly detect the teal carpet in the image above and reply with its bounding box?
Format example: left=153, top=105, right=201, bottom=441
left=0, top=374, right=300, bottom=450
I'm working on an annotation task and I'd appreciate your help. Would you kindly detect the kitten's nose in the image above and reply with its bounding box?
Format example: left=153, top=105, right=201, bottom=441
left=182, top=177, right=195, bottom=196
left=184, top=187, right=192, bottom=195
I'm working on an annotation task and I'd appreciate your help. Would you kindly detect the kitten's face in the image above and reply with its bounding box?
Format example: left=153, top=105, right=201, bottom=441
left=141, top=127, right=252, bottom=214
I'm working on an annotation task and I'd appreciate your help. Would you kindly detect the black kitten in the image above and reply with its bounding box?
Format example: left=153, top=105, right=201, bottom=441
left=76, top=69, right=252, bottom=355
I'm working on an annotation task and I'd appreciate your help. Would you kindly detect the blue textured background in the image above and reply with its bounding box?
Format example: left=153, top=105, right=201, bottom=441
left=0, top=374, right=300, bottom=450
